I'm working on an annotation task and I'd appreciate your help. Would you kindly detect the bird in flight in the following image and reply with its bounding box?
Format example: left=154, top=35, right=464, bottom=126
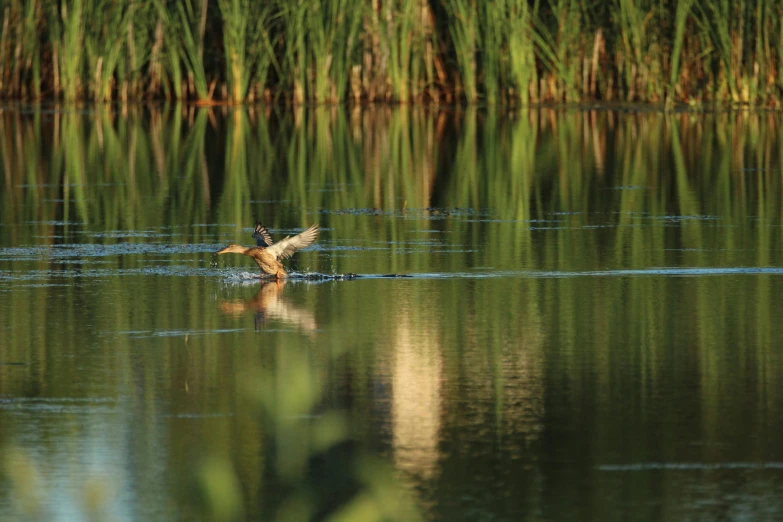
left=216, top=222, right=320, bottom=278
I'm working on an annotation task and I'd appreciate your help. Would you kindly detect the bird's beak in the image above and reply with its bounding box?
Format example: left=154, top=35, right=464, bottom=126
left=216, top=246, right=231, bottom=255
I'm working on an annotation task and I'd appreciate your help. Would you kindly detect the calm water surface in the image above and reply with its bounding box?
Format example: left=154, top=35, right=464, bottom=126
left=2, top=106, right=783, bottom=521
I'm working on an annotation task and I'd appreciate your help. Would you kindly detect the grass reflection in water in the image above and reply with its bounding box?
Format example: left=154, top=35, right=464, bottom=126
left=2, top=105, right=783, bottom=520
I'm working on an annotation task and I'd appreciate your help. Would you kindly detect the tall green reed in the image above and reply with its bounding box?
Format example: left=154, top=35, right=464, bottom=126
left=156, top=0, right=210, bottom=101
left=693, top=0, right=741, bottom=102
left=219, top=0, right=250, bottom=104
left=275, top=0, right=308, bottom=104
left=55, top=0, right=85, bottom=101
left=443, top=0, right=478, bottom=103
left=531, top=0, right=583, bottom=102
left=479, top=0, right=505, bottom=104
left=218, top=0, right=275, bottom=103
left=122, top=3, right=158, bottom=100
left=157, top=12, right=184, bottom=100
left=379, top=0, right=430, bottom=102
left=272, top=0, right=364, bottom=104
left=0, top=0, right=41, bottom=99
left=307, top=0, right=361, bottom=103
left=666, top=0, right=695, bottom=108
left=506, top=0, right=538, bottom=104
left=83, top=0, right=135, bottom=102
left=613, top=0, right=661, bottom=101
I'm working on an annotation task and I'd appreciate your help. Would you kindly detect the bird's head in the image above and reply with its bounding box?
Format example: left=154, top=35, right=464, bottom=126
left=216, top=244, right=247, bottom=255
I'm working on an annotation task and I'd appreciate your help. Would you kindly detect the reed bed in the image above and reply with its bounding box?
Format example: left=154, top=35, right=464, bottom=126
left=3, top=0, right=783, bottom=105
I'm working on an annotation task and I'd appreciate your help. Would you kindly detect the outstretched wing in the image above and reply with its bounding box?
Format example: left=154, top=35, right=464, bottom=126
left=253, top=222, right=274, bottom=247
left=266, top=224, right=320, bottom=260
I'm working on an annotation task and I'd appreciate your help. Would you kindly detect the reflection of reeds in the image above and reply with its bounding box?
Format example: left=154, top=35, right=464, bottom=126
left=3, top=105, right=783, bottom=262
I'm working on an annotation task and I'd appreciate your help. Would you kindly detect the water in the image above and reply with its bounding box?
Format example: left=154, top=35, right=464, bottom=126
left=2, top=106, right=783, bottom=521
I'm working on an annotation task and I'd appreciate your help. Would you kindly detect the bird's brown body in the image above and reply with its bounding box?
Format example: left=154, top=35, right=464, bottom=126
left=216, top=223, right=320, bottom=279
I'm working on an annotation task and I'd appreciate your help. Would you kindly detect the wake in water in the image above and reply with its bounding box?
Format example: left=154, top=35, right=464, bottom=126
left=222, top=271, right=413, bottom=282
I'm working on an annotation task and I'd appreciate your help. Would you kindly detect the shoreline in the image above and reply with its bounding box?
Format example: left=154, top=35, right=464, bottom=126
left=1, top=100, right=780, bottom=114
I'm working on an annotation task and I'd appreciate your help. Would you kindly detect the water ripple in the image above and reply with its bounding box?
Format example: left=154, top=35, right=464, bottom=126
left=599, top=462, right=783, bottom=471
left=0, top=243, right=224, bottom=261
left=2, top=266, right=782, bottom=283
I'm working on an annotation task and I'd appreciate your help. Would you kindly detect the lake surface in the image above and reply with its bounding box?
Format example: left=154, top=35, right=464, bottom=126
left=2, top=105, right=783, bottom=521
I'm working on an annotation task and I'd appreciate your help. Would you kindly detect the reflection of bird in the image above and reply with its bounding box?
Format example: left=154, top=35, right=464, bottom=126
left=216, top=223, right=319, bottom=278
left=219, top=281, right=317, bottom=333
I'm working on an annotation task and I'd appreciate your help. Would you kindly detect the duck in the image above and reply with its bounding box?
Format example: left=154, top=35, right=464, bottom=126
left=216, top=222, right=320, bottom=278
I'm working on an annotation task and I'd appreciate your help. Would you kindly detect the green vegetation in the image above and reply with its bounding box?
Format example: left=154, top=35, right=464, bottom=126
left=2, top=0, right=783, bottom=105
